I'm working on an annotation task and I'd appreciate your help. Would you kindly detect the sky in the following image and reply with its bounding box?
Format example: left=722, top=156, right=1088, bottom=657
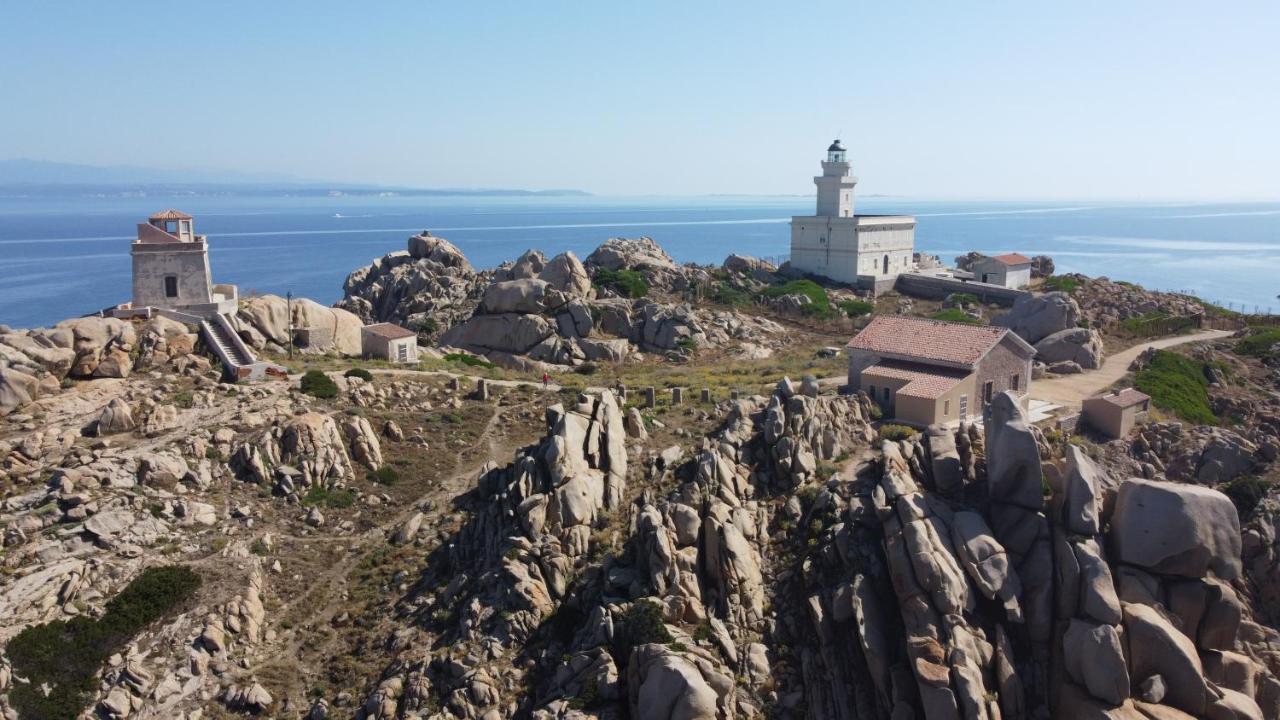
left=1, top=2, right=1278, bottom=199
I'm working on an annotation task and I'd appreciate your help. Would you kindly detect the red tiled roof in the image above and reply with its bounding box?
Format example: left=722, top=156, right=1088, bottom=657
left=1093, top=388, right=1151, bottom=409
left=846, top=315, right=1012, bottom=368
left=150, top=209, right=193, bottom=220
left=991, top=252, right=1032, bottom=266
left=362, top=322, right=417, bottom=340
left=861, top=361, right=969, bottom=399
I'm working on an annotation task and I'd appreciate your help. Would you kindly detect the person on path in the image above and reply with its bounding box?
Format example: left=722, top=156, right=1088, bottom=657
left=542, top=372, right=550, bottom=389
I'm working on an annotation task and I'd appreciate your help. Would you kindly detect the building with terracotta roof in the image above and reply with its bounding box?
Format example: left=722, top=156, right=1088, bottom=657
left=970, top=253, right=1033, bottom=289
left=788, top=140, right=916, bottom=293
left=130, top=210, right=238, bottom=315
left=1082, top=388, right=1151, bottom=438
left=361, top=322, right=419, bottom=363
left=846, top=315, right=1036, bottom=426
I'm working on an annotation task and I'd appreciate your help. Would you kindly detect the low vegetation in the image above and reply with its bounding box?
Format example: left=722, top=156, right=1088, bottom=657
left=879, top=423, right=917, bottom=441
left=839, top=299, right=875, bottom=317
left=6, top=566, right=201, bottom=720
left=1040, top=275, right=1080, bottom=293
left=1118, top=312, right=1196, bottom=338
left=762, top=279, right=834, bottom=318
left=929, top=308, right=982, bottom=325
left=615, top=599, right=674, bottom=657
left=369, top=465, right=399, bottom=485
left=443, top=352, right=496, bottom=370
left=1236, top=328, right=1280, bottom=360
left=302, top=485, right=355, bottom=508
left=299, top=369, right=339, bottom=398
left=344, top=367, right=374, bottom=381
left=593, top=268, right=650, bottom=298
left=1221, top=476, right=1272, bottom=519
left=1134, top=349, right=1217, bottom=424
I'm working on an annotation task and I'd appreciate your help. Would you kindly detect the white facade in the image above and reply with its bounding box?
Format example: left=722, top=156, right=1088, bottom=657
left=789, top=141, right=915, bottom=288
left=971, top=256, right=1032, bottom=289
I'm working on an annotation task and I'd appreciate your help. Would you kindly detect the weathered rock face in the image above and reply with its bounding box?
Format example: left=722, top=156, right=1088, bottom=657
left=1070, top=274, right=1208, bottom=329
left=233, top=295, right=362, bottom=355
left=96, top=398, right=137, bottom=435
left=1034, top=326, right=1104, bottom=369
left=992, top=291, right=1080, bottom=344
left=1111, top=478, right=1242, bottom=580
left=337, top=232, right=488, bottom=341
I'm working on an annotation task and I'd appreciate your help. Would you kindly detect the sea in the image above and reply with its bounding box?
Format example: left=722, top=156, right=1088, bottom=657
left=1, top=194, right=1278, bottom=329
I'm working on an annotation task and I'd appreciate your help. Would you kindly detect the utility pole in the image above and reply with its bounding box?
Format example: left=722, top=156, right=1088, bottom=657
left=286, top=291, right=294, bottom=360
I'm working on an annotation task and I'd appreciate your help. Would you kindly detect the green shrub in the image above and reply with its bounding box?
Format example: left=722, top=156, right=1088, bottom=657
left=675, top=336, right=698, bottom=353
left=344, top=367, right=374, bottom=381
left=417, top=317, right=440, bottom=335
left=594, top=268, right=650, bottom=298
left=839, top=299, right=875, bottom=317
left=1041, top=276, right=1080, bottom=293
left=615, top=599, right=673, bottom=655
left=369, top=465, right=399, bottom=485
left=878, top=424, right=916, bottom=441
left=302, top=485, right=355, bottom=508
left=929, top=308, right=982, bottom=325
left=1135, top=350, right=1217, bottom=424
left=443, top=352, right=496, bottom=370
left=250, top=538, right=270, bottom=555
left=299, top=370, right=338, bottom=398
left=6, top=566, right=200, bottom=720
left=442, top=411, right=464, bottom=424
left=947, top=292, right=979, bottom=306
left=1236, top=328, right=1280, bottom=359
left=1221, top=476, right=1272, bottom=519
left=711, top=282, right=754, bottom=308
left=173, top=391, right=194, bottom=409
left=762, top=279, right=834, bottom=318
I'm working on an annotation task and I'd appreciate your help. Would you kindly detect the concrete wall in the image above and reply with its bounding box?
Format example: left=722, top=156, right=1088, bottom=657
left=131, top=241, right=213, bottom=309
left=895, top=273, right=1029, bottom=306
left=1082, top=400, right=1149, bottom=438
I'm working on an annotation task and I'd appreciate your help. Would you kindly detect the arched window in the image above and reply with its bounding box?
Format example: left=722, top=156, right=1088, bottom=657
left=883, top=255, right=889, bottom=274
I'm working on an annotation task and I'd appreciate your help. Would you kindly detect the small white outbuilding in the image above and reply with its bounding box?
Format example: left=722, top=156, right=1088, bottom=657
left=970, top=253, right=1033, bottom=289
left=361, top=323, right=419, bottom=363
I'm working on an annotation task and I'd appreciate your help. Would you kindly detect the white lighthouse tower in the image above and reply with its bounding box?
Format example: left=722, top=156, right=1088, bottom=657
left=815, top=139, right=857, bottom=218
left=789, top=139, right=916, bottom=292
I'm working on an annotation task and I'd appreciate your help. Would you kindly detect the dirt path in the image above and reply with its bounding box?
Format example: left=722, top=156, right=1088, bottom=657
left=1029, top=329, right=1234, bottom=408
left=368, top=367, right=564, bottom=392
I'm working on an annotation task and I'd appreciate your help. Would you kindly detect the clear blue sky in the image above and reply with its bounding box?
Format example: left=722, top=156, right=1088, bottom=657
left=2, top=2, right=1277, bottom=199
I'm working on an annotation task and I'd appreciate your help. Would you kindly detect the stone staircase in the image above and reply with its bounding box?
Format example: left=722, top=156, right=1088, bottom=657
left=194, top=313, right=286, bottom=382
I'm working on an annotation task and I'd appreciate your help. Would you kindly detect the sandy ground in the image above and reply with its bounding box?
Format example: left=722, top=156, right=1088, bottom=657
left=1029, top=329, right=1234, bottom=409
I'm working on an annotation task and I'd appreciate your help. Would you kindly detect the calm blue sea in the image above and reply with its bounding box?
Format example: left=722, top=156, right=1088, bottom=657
left=1, top=195, right=1278, bottom=329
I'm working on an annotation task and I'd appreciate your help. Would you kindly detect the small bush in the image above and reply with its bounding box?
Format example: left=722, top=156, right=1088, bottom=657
left=299, top=370, right=338, bottom=399
left=442, top=411, right=464, bottom=424
left=594, top=268, right=650, bottom=298
left=443, top=352, right=496, bottom=370
left=250, top=538, right=269, bottom=555
left=947, top=292, right=979, bottom=306
left=173, top=391, right=194, bottom=409
left=1041, top=276, right=1080, bottom=293
left=879, top=424, right=917, bottom=441
left=930, top=308, right=982, bottom=325
left=675, top=336, right=698, bottom=353
left=1236, top=328, right=1280, bottom=359
left=615, top=599, right=673, bottom=656
left=762, top=280, right=834, bottom=318
left=6, top=566, right=200, bottom=720
left=1221, top=476, right=1272, bottom=519
left=1135, top=350, right=1217, bottom=424
left=840, top=299, right=875, bottom=317
left=369, top=465, right=399, bottom=485
left=344, top=367, right=374, bottom=381
left=302, top=486, right=355, bottom=508
left=712, top=283, right=754, bottom=308
left=574, top=362, right=599, bottom=375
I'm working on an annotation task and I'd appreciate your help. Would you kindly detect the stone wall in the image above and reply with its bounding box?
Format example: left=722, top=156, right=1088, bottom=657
left=131, top=241, right=213, bottom=309
left=895, top=272, right=1030, bottom=305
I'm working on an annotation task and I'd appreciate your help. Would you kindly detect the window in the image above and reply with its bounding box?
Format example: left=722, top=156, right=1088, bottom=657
left=944, top=399, right=950, bottom=416
left=164, top=276, right=178, bottom=298
left=867, top=384, right=876, bottom=399
left=397, top=342, right=409, bottom=362
left=983, top=381, right=994, bottom=403
left=959, top=395, right=968, bottom=417
left=882, top=387, right=891, bottom=402
left=1011, top=374, right=1020, bottom=392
